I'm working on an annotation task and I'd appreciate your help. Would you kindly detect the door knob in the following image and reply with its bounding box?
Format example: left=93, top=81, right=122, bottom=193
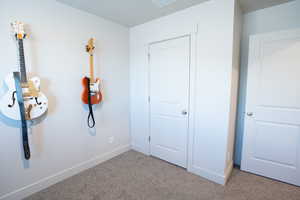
left=246, top=112, right=253, bottom=116
left=182, top=110, right=188, bottom=115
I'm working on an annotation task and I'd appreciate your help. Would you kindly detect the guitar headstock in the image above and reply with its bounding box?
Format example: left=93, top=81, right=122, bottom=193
left=86, top=38, right=95, bottom=55
left=11, top=21, right=27, bottom=40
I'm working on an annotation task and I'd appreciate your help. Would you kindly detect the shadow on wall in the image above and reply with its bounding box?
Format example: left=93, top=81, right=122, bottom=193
left=233, top=36, right=248, bottom=166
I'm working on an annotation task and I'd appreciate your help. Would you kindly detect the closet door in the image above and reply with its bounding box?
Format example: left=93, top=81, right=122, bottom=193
left=149, top=36, right=190, bottom=168
left=242, top=29, right=300, bottom=186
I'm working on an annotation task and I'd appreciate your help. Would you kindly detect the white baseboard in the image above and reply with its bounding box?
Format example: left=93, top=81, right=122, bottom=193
left=188, top=164, right=230, bottom=185
left=0, top=144, right=131, bottom=200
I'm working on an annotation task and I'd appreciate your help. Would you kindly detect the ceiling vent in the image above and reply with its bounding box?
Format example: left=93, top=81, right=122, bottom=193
left=152, top=0, right=177, bottom=8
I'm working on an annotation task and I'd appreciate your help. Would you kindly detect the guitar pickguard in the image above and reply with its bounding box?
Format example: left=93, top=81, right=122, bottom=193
left=89, top=81, right=101, bottom=94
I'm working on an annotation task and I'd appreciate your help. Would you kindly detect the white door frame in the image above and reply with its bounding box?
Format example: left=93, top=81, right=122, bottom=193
left=145, top=29, right=198, bottom=171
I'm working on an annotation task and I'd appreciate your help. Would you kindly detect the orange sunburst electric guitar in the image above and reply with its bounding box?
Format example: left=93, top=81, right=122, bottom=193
left=81, top=38, right=102, bottom=105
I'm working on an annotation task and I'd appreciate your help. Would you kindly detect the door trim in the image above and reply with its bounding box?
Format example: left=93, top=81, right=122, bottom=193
left=146, top=31, right=198, bottom=171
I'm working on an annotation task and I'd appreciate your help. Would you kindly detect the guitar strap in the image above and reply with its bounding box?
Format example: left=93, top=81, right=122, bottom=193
left=86, top=77, right=96, bottom=128
left=13, top=72, right=31, bottom=160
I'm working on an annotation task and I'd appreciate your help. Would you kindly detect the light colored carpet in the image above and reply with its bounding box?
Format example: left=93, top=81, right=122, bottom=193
left=25, top=150, right=300, bottom=200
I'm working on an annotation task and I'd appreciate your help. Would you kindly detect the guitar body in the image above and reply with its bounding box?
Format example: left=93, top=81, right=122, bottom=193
left=81, top=77, right=102, bottom=105
left=0, top=72, right=48, bottom=120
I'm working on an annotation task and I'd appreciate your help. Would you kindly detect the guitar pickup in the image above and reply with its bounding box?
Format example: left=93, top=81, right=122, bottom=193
left=90, top=91, right=97, bottom=96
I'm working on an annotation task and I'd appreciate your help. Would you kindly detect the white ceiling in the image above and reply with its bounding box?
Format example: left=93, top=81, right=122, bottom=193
left=57, top=0, right=295, bottom=27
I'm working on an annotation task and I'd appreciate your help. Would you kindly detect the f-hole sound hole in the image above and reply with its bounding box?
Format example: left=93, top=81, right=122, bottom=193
left=8, top=91, right=16, bottom=107
left=35, top=97, right=42, bottom=105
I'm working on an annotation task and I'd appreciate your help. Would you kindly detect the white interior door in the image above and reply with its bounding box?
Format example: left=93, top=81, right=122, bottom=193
left=149, top=36, right=190, bottom=168
left=242, top=29, right=300, bottom=186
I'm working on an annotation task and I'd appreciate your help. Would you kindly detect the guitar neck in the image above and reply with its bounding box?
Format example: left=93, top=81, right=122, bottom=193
left=18, top=39, right=28, bottom=83
left=89, top=54, right=95, bottom=83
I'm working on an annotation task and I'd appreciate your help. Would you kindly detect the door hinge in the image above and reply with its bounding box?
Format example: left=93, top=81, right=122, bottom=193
left=148, top=136, right=151, bottom=142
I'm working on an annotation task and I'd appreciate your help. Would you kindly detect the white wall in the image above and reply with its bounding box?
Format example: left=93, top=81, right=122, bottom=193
left=130, top=0, right=240, bottom=184
left=0, top=0, right=130, bottom=199
left=235, top=0, right=300, bottom=165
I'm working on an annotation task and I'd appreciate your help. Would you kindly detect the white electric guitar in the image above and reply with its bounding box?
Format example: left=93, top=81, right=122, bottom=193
left=0, top=22, right=48, bottom=121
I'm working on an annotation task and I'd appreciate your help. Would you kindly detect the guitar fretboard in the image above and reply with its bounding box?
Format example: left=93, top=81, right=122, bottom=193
left=18, top=38, right=27, bottom=83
